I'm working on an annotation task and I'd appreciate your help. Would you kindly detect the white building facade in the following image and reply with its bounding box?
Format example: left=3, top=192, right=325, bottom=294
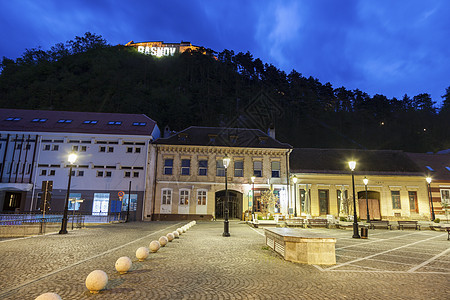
left=0, top=109, right=160, bottom=221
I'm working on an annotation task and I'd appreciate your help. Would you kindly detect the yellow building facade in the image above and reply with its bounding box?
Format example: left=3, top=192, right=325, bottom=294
left=149, top=127, right=292, bottom=220
left=290, top=173, right=431, bottom=221
left=290, top=148, right=432, bottom=221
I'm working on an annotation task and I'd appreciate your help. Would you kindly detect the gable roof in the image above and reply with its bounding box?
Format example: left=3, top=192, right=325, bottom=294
left=154, top=126, right=292, bottom=149
left=0, top=108, right=157, bottom=137
left=290, top=148, right=422, bottom=175
left=406, top=152, right=450, bottom=181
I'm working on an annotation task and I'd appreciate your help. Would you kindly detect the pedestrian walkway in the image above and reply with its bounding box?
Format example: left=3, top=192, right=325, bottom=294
left=1, top=221, right=448, bottom=299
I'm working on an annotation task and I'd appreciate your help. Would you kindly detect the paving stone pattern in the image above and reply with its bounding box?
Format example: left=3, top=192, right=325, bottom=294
left=0, top=221, right=448, bottom=299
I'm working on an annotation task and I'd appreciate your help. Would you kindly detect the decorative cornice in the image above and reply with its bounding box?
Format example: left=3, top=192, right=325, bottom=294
left=156, top=144, right=287, bottom=156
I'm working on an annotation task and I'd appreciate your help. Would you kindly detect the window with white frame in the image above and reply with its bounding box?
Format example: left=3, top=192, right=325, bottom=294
left=197, top=190, right=207, bottom=205
left=234, top=160, right=244, bottom=177
left=216, top=160, right=225, bottom=177
left=162, top=189, right=172, bottom=205
left=179, top=189, right=190, bottom=205
left=441, top=189, right=450, bottom=208
left=271, top=161, right=280, bottom=178
left=164, top=158, right=173, bottom=175
left=253, top=161, right=262, bottom=177
left=198, top=160, right=208, bottom=176
left=181, top=159, right=191, bottom=175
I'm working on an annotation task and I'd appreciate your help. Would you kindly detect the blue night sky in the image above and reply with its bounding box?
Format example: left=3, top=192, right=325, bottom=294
left=1, top=0, right=449, bottom=106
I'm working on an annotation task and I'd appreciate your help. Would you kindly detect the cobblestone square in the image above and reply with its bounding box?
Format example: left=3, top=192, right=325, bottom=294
left=1, top=222, right=448, bottom=299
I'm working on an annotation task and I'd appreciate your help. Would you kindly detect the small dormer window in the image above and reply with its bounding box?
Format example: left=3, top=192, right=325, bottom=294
left=83, top=120, right=98, bottom=124
left=58, top=119, right=72, bottom=123
left=445, top=167, right=450, bottom=172
left=426, top=166, right=434, bottom=172
left=178, top=133, right=188, bottom=142
left=208, top=134, right=217, bottom=144
left=32, top=118, right=47, bottom=122
left=5, top=117, right=21, bottom=121
left=107, top=121, right=122, bottom=125
left=230, top=135, right=238, bottom=144
left=258, top=136, right=268, bottom=145
left=132, top=122, right=146, bottom=126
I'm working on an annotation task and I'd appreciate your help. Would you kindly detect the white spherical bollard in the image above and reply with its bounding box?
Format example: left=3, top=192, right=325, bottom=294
left=193, top=220, right=196, bottom=225
left=173, top=230, right=180, bottom=238
left=159, top=236, right=168, bottom=247
left=166, top=232, right=174, bottom=242
left=181, top=226, right=187, bottom=233
left=149, top=240, right=161, bottom=252
left=35, top=293, right=62, bottom=300
left=115, top=256, right=132, bottom=274
left=176, top=228, right=183, bottom=235
left=136, top=247, right=149, bottom=261
left=85, top=270, right=108, bottom=294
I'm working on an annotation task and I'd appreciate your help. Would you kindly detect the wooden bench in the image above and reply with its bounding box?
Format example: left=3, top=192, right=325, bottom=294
left=397, top=220, right=420, bottom=230
left=307, top=219, right=328, bottom=228
left=286, top=218, right=305, bottom=228
left=369, top=220, right=392, bottom=230
left=264, top=228, right=336, bottom=265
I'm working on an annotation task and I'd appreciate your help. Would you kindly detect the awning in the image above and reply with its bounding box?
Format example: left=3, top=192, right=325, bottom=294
left=0, top=183, right=34, bottom=192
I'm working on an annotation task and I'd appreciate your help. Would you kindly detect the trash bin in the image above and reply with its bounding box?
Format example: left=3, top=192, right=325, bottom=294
left=361, top=226, right=368, bottom=239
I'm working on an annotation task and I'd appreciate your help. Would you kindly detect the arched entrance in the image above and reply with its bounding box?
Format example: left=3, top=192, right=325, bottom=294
left=358, top=191, right=381, bottom=220
left=215, top=190, right=243, bottom=220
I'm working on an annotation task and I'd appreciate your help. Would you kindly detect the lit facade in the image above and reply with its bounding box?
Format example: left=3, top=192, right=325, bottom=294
left=0, top=109, right=160, bottom=220
left=290, top=148, right=432, bottom=221
left=148, top=127, right=292, bottom=221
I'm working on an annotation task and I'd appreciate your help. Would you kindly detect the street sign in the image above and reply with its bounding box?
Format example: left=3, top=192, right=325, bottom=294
left=118, top=191, right=125, bottom=198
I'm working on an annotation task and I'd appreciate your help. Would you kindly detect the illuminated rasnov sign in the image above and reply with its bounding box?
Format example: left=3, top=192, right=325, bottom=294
left=137, top=46, right=177, bottom=57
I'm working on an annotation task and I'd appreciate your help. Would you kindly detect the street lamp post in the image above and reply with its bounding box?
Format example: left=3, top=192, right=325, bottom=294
left=251, top=176, right=255, bottom=220
left=223, top=155, right=231, bottom=237
left=59, top=153, right=77, bottom=234
left=349, top=161, right=360, bottom=238
left=363, top=177, right=370, bottom=223
left=293, top=176, right=298, bottom=217
left=426, top=177, right=435, bottom=221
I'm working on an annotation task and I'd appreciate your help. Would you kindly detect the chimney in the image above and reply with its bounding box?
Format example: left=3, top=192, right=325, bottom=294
left=267, top=125, right=275, bottom=139
left=164, top=125, right=171, bottom=138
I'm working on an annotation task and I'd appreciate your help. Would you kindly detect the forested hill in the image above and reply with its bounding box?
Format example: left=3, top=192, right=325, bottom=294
left=1, top=33, right=450, bottom=153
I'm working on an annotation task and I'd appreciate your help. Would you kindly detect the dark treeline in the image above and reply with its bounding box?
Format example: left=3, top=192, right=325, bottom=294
left=1, top=33, right=450, bottom=152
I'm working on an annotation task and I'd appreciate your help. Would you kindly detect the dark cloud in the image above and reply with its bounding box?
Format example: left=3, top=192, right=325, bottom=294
left=0, top=0, right=448, bottom=105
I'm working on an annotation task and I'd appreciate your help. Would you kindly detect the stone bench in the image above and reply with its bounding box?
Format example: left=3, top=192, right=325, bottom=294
left=264, top=228, right=336, bottom=265
left=248, top=219, right=278, bottom=228
left=285, top=218, right=305, bottom=228
left=307, top=218, right=329, bottom=228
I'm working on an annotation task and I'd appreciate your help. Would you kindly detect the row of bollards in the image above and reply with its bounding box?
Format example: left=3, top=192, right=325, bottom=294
left=35, top=221, right=197, bottom=299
